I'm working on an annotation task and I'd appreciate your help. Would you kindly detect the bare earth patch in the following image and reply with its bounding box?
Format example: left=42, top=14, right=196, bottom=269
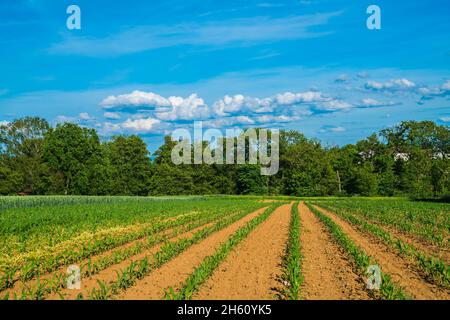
left=313, top=205, right=449, bottom=300
left=193, top=203, right=292, bottom=300
left=116, top=207, right=269, bottom=300
left=299, top=202, right=370, bottom=300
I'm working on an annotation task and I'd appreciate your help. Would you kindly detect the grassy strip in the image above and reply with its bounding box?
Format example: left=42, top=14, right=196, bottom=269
left=87, top=204, right=283, bottom=300
left=2, top=207, right=253, bottom=300
left=280, top=202, right=302, bottom=300
left=164, top=204, right=282, bottom=300
left=315, top=203, right=449, bottom=289
left=305, top=202, right=409, bottom=300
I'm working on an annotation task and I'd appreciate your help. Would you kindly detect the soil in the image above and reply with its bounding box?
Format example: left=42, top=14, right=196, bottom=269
left=193, top=203, right=292, bottom=300
left=299, top=202, right=370, bottom=300
left=116, top=207, right=269, bottom=300
left=313, top=205, right=449, bottom=300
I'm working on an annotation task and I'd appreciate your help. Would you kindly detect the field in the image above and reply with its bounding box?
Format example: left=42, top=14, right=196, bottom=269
left=0, top=196, right=448, bottom=300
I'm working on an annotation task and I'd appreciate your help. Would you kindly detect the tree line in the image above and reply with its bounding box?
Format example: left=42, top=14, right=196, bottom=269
left=0, top=117, right=448, bottom=198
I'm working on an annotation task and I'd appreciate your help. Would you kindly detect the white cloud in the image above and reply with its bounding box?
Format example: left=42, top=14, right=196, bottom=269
left=442, top=80, right=450, bottom=91
left=212, top=95, right=273, bottom=116
left=440, top=117, right=450, bottom=123
left=255, top=115, right=300, bottom=123
left=79, top=112, right=92, bottom=120
left=103, top=112, right=121, bottom=120
left=155, top=94, right=210, bottom=121
left=319, top=126, right=346, bottom=133
left=101, top=90, right=170, bottom=109
left=359, top=98, right=399, bottom=108
left=335, top=74, right=350, bottom=83
left=121, top=117, right=161, bottom=133
left=365, top=78, right=416, bottom=91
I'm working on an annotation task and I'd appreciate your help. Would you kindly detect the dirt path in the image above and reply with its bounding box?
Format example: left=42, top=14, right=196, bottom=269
left=193, top=203, right=292, bottom=300
left=299, top=203, right=370, bottom=300
left=116, top=207, right=270, bottom=300
left=313, top=205, right=450, bottom=300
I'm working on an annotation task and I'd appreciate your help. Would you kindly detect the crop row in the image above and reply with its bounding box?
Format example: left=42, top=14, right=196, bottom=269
left=165, top=205, right=280, bottom=300
left=0, top=198, right=262, bottom=256
left=2, top=206, right=251, bottom=300
left=280, top=202, right=302, bottom=300
left=86, top=204, right=281, bottom=300
left=313, top=202, right=449, bottom=289
left=305, top=203, right=408, bottom=300
left=315, top=199, right=449, bottom=246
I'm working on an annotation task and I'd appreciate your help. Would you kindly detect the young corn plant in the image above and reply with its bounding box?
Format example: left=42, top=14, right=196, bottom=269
left=281, top=202, right=303, bottom=300
left=306, top=202, right=408, bottom=300
left=166, top=204, right=280, bottom=300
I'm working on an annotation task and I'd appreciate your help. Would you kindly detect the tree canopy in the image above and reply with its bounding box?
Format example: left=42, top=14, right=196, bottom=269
left=0, top=119, right=448, bottom=198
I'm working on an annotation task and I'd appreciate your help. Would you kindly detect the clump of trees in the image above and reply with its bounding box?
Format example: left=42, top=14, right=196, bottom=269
left=0, top=117, right=448, bottom=198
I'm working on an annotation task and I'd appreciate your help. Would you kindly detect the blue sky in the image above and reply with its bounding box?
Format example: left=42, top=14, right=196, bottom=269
left=0, top=0, right=449, bottom=150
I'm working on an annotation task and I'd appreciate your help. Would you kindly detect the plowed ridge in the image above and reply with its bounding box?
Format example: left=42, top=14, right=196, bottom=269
left=117, top=207, right=269, bottom=300
left=299, top=203, right=369, bottom=300
left=193, top=203, right=292, bottom=300
left=313, top=205, right=450, bottom=300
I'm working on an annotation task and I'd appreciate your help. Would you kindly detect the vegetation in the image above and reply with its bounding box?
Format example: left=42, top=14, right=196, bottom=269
left=0, top=197, right=265, bottom=294
left=164, top=205, right=279, bottom=300
left=1, top=118, right=448, bottom=198
left=280, top=202, right=302, bottom=300
left=314, top=200, right=449, bottom=288
left=306, top=203, right=409, bottom=300
left=314, top=199, right=449, bottom=246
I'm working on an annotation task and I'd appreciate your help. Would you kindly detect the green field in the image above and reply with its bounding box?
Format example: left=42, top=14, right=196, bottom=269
left=0, top=196, right=448, bottom=300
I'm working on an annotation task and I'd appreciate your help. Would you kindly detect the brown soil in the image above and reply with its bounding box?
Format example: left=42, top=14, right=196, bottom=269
left=47, top=221, right=216, bottom=300
left=313, top=205, right=450, bottom=300
left=116, top=207, right=269, bottom=300
left=363, top=219, right=449, bottom=264
left=299, top=203, right=370, bottom=300
left=3, top=212, right=201, bottom=296
left=193, top=203, right=292, bottom=300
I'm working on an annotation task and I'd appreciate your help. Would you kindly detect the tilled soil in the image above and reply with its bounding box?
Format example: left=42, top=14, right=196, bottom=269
left=116, top=207, right=269, bottom=300
left=299, top=203, right=370, bottom=300
left=193, top=203, right=292, bottom=300
left=48, top=221, right=216, bottom=300
left=313, top=205, right=450, bottom=300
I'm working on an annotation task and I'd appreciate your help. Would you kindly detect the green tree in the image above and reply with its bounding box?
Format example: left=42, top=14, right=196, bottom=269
left=106, top=135, right=151, bottom=195
left=42, top=123, right=105, bottom=195
left=0, top=117, right=50, bottom=194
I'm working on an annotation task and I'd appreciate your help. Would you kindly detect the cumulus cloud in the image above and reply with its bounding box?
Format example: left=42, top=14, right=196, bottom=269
left=98, top=85, right=430, bottom=135
left=155, top=94, right=210, bottom=121
left=101, top=91, right=210, bottom=121
left=439, top=117, right=450, bottom=123
left=101, top=90, right=170, bottom=110
left=358, top=98, right=399, bottom=108
left=103, top=112, right=121, bottom=120
left=365, top=78, right=416, bottom=92
left=79, top=112, right=92, bottom=121
left=121, top=117, right=161, bottom=133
